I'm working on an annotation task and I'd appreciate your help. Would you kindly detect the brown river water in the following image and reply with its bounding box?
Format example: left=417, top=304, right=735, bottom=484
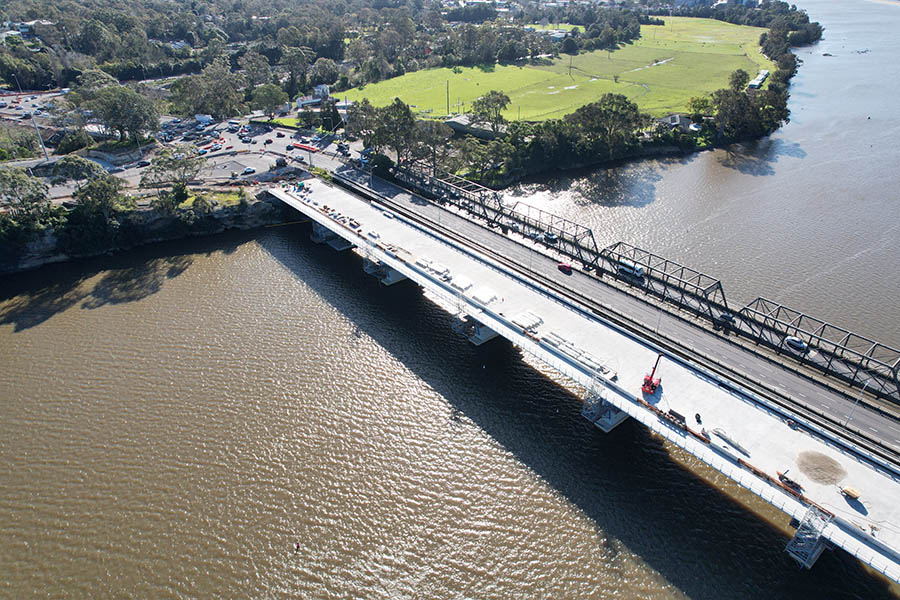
left=2, top=1, right=899, bottom=598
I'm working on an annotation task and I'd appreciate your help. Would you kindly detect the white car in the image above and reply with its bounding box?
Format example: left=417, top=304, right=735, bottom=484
left=242, top=167, right=255, bottom=175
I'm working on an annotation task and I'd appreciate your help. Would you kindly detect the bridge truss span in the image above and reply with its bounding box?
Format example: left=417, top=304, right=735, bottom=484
left=740, top=298, right=900, bottom=401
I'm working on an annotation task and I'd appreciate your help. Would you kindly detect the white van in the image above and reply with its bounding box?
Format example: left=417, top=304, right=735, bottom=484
left=616, top=259, right=645, bottom=279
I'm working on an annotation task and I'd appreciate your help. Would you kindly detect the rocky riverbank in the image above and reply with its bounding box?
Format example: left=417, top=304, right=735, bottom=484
left=1, top=194, right=286, bottom=277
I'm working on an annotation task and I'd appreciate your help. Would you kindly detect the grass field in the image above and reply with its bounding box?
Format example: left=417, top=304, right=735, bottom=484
left=339, top=17, right=775, bottom=120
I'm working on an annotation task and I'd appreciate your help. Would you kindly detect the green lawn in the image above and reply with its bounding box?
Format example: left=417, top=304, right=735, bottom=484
left=339, top=17, right=774, bottom=120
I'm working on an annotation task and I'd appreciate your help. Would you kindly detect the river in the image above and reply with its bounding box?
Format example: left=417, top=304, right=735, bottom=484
left=502, top=0, right=900, bottom=348
left=2, top=0, right=899, bottom=598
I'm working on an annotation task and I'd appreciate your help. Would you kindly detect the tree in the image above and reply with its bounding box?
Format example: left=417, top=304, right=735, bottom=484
left=561, top=37, right=579, bottom=55
left=320, top=97, right=342, bottom=132
left=0, top=168, right=50, bottom=228
left=140, top=150, right=206, bottom=211
left=281, top=46, right=315, bottom=98
left=377, top=98, right=416, bottom=165
left=567, top=93, right=647, bottom=158
left=90, top=86, right=159, bottom=142
left=729, top=69, right=750, bottom=92
left=72, top=173, right=124, bottom=221
left=239, top=49, right=272, bottom=88
left=70, top=69, right=118, bottom=104
left=308, top=57, right=339, bottom=86
left=56, top=128, right=93, bottom=154
left=170, top=57, right=245, bottom=119
left=687, top=96, right=713, bottom=120
left=345, top=98, right=379, bottom=146
left=411, top=120, right=454, bottom=175
left=251, top=84, right=288, bottom=119
left=470, top=90, right=511, bottom=135
left=52, top=156, right=107, bottom=182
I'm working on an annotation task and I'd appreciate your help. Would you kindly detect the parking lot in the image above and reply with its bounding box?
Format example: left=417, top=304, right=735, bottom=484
left=0, top=90, right=63, bottom=124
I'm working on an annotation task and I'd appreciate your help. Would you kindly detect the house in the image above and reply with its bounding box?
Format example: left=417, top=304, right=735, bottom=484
left=658, top=113, right=694, bottom=132
left=18, top=20, right=54, bottom=38
left=444, top=114, right=504, bottom=140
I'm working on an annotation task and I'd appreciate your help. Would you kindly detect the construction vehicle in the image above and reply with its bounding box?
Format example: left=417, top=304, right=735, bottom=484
left=642, top=353, right=663, bottom=394
left=778, top=469, right=804, bottom=493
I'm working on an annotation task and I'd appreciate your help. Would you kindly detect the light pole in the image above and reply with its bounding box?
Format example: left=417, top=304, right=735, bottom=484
left=13, top=74, right=49, bottom=161
left=844, top=380, right=870, bottom=427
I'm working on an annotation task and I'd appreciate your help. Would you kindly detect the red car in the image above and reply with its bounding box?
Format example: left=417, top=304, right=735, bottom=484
left=557, top=263, right=572, bottom=275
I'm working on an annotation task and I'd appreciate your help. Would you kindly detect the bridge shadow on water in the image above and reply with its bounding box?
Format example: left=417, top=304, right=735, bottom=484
left=0, top=233, right=245, bottom=332
left=257, top=224, right=897, bottom=600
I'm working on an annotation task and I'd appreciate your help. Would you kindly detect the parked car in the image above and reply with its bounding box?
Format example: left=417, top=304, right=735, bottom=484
left=276, top=131, right=285, bottom=138
left=242, top=167, right=255, bottom=175
left=107, top=166, right=125, bottom=173
left=136, top=160, right=151, bottom=168
left=264, top=138, right=273, bottom=145
left=285, top=144, right=294, bottom=151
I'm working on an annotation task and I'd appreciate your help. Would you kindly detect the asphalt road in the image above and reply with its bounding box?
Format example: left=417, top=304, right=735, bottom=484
left=330, top=165, right=900, bottom=456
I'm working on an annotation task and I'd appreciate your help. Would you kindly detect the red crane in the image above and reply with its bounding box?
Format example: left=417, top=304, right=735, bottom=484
left=642, top=353, right=663, bottom=394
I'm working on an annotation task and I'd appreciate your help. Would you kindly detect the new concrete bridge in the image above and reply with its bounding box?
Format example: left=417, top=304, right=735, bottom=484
left=265, top=173, right=900, bottom=584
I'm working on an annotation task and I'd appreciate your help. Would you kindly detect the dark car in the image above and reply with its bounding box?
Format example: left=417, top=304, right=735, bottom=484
left=264, top=138, right=273, bottom=145
left=276, top=131, right=285, bottom=138
left=557, top=262, right=573, bottom=275
left=286, top=144, right=294, bottom=151
left=136, top=160, right=151, bottom=168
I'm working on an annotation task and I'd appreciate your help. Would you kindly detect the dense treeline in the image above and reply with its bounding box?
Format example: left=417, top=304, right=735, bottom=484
left=0, top=0, right=648, bottom=94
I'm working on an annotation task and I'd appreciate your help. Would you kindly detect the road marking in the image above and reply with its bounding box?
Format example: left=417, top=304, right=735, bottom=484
left=869, top=427, right=878, bottom=433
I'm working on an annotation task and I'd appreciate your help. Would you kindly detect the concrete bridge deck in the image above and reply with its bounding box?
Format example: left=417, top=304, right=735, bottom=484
left=267, top=180, right=900, bottom=583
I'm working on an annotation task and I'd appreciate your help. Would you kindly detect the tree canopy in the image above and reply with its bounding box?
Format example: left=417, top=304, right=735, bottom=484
left=470, top=90, right=511, bottom=135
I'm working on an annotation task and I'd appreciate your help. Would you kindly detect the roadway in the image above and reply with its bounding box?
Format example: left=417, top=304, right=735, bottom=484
left=327, top=164, right=900, bottom=458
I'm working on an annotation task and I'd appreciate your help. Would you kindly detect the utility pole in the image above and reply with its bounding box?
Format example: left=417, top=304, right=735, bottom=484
left=446, top=80, right=450, bottom=116
left=13, top=74, right=49, bottom=161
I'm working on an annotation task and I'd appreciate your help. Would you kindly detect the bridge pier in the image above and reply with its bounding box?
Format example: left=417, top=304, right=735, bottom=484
left=310, top=222, right=336, bottom=244
left=453, top=315, right=499, bottom=346
left=362, top=256, right=407, bottom=286
left=581, top=387, right=629, bottom=432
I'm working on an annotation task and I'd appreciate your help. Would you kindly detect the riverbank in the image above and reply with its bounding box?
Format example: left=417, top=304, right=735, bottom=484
left=0, top=193, right=286, bottom=277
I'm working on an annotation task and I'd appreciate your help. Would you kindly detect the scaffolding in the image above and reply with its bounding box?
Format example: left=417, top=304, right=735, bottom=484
left=600, top=241, right=730, bottom=321
left=785, top=505, right=833, bottom=569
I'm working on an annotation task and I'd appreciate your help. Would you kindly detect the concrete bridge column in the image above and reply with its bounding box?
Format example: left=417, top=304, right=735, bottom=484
left=362, top=256, right=407, bottom=286
left=581, top=387, right=629, bottom=432
left=453, top=315, right=499, bottom=346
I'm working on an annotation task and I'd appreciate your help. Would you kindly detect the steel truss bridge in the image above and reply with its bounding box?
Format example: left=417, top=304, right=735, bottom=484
left=390, top=164, right=900, bottom=404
